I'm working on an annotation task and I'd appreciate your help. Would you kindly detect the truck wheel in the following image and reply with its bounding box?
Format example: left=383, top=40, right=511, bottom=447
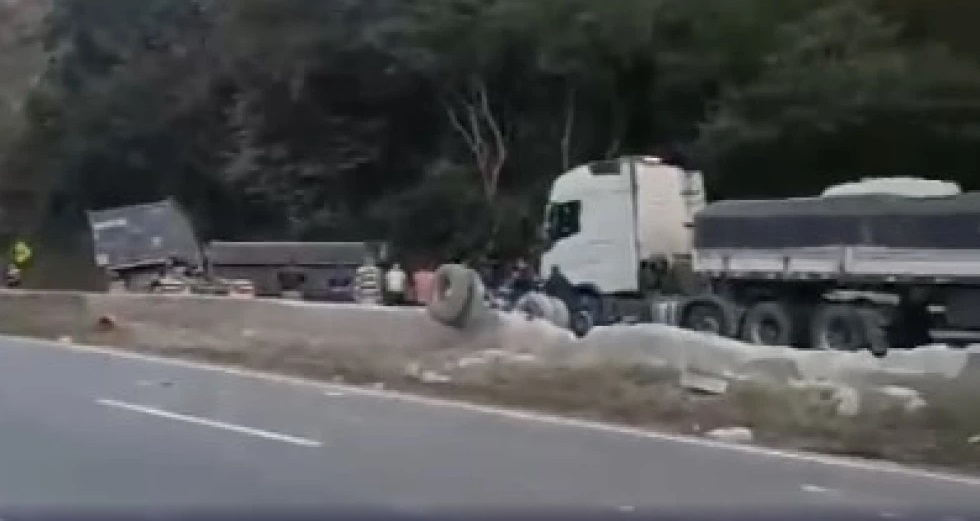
left=427, top=264, right=478, bottom=328
left=680, top=296, right=737, bottom=337
left=740, top=301, right=793, bottom=346
left=810, top=304, right=866, bottom=351
left=571, top=291, right=602, bottom=338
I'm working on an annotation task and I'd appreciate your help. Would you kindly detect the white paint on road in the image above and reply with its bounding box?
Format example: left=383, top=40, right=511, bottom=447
left=12, top=335, right=980, bottom=490
left=96, top=398, right=322, bottom=448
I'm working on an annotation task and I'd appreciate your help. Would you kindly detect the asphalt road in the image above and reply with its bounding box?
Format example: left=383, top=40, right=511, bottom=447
left=0, top=338, right=977, bottom=516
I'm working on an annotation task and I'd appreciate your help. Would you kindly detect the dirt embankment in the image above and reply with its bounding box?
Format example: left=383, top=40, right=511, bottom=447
left=1, top=290, right=980, bottom=473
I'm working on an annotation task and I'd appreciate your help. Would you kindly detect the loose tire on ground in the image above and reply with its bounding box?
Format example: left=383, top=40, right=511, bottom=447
left=514, top=292, right=552, bottom=320
left=679, top=295, right=738, bottom=337
left=548, top=296, right=570, bottom=329
left=426, top=264, right=478, bottom=328
left=740, top=301, right=794, bottom=346
left=810, top=304, right=866, bottom=351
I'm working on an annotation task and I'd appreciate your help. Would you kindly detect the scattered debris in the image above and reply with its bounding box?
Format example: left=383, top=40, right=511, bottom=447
left=877, top=385, right=927, bottom=413
left=95, top=314, right=117, bottom=331
left=453, top=349, right=540, bottom=369
left=418, top=370, right=452, bottom=384
left=403, top=361, right=422, bottom=378
left=680, top=370, right=729, bottom=395
left=136, top=379, right=173, bottom=388
left=455, top=356, right=488, bottom=369
left=705, top=426, right=753, bottom=444
left=790, top=380, right=861, bottom=417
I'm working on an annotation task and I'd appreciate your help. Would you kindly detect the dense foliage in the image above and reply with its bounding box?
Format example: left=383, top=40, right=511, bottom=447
left=4, top=0, right=980, bottom=260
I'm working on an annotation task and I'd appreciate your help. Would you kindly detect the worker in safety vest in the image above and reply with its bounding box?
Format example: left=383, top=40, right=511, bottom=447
left=10, top=239, right=31, bottom=269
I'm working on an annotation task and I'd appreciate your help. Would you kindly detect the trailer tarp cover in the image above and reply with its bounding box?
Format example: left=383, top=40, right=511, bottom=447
left=693, top=192, right=980, bottom=249
left=86, top=199, right=201, bottom=269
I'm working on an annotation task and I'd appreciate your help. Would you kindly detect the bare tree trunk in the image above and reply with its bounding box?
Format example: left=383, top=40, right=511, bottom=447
left=605, top=101, right=624, bottom=159
left=560, top=86, right=576, bottom=171
left=442, top=76, right=508, bottom=204
left=442, top=76, right=511, bottom=256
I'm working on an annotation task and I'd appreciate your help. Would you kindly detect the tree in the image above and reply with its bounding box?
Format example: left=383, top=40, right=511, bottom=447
left=7, top=0, right=980, bottom=270
left=697, top=0, right=980, bottom=196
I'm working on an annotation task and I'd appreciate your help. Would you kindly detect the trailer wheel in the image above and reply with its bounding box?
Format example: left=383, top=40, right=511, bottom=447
left=856, top=308, right=889, bottom=357
left=680, top=296, right=737, bottom=337
left=427, top=264, right=478, bottom=328
left=740, top=301, right=794, bottom=346
left=810, top=304, right=866, bottom=351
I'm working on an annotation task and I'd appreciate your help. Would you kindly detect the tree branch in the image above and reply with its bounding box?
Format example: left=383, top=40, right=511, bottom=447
left=605, top=102, right=624, bottom=159
left=443, top=97, right=480, bottom=155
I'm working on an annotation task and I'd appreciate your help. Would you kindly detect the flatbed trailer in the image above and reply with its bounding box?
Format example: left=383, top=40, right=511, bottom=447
left=678, top=192, right=980, bottom=352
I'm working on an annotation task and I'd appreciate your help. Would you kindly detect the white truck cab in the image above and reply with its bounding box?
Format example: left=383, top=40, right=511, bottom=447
left=541, top=156, right=705, bottom=293
left=539, top=156, right=705, bottom=333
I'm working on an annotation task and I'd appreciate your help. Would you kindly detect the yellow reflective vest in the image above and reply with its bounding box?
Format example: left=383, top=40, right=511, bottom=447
left=11, top=240, right=31, bottom=267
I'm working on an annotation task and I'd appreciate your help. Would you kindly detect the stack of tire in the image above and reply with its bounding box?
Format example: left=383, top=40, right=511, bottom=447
left=425, top=264, right=570, bottom=330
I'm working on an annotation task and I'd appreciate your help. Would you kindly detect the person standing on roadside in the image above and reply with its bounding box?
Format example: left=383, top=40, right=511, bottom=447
left=354, top=254, right=383, bottom=305
left=384, top=262, right=407, bottom=306
left=412, top=262, right=435, bottom=306
left=4, top=260, right=21, bottom=288
left=510, top=257, right=536, bottom=300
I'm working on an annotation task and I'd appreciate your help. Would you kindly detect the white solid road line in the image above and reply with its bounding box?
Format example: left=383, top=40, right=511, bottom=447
left=10, top=334, right=980, bottom=488
left=96, top=398, right=322, bottom=448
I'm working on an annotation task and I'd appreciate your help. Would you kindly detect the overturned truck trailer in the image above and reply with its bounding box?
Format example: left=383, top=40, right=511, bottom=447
left=680, top=191, right=980, bottom=352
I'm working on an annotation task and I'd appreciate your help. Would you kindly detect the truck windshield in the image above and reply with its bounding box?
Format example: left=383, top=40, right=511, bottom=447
left=544, top=200, right=581, bottom=243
